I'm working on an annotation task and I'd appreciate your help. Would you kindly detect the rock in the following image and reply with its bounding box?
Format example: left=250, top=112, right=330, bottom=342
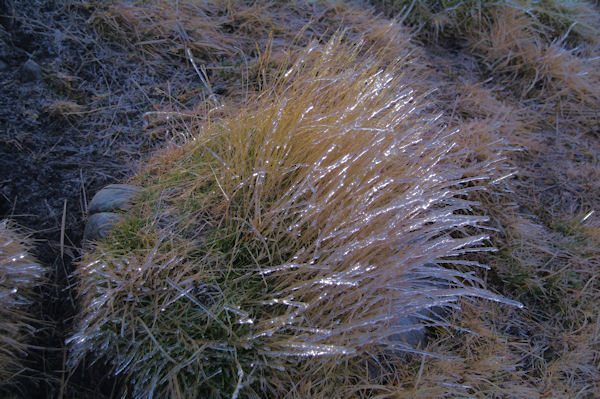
left=386, top=264, right=451, bottom=349
left=83, top=184, right=140, bottom=243
left=83, top=212, right=123, bottom=242
left=389, top=314, right=427, bottom=348
left=367, top=314, right=428, bottom=379
left=20, top=59, right=42, bottom=81
left=88, top=184, right=140, bottom=214
left=0, top=60, right=7, bottom=72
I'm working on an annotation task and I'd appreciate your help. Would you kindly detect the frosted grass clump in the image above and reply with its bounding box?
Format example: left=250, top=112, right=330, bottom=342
left=0, top=220, right=45, bottom=387
left=69, top=33, right=520, bottom=398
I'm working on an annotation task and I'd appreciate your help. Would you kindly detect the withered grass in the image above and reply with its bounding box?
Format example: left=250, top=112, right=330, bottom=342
left=69, top=18, right=521, bottom=399
left=0, top=221, right=46, bottom=391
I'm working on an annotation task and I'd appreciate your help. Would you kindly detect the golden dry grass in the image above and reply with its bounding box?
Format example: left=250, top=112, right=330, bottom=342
left=468, top=5, right=600, bottom=123
left=371, top=0, right=600, bottom=132
left=0, top=221, right=46, bottom=388
left=68, top=21, right=525, bottom=397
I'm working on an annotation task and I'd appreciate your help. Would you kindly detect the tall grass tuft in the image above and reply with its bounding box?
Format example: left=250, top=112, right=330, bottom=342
left=0, top=221, right=46, bottom=389
left=373, top=0, right=600, bottom=44
left=372, top=0, right=600, bottom=129
left=69, top=32, right=520, bottom=398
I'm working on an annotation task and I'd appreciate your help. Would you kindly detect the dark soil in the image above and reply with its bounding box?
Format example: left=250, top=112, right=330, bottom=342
left=0, top=0, right=195, bottom=396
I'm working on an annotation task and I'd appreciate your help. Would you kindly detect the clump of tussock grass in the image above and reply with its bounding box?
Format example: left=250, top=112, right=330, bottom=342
left=0, top=220, right=46, bottom=389
left=373, top=0, right=600, bottom=45
left=371, top=0, right=600, bottom=129
left=69, top=31, right=521, bottom=398
left=469, top=6, right=600, bottom=110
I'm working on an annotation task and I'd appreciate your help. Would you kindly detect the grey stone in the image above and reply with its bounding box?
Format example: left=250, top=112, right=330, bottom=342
left=88, top=184, right=140, bottom=214
left=20, top=59, right=42, bottom=81
left=0, top=60, right=7, bottom=72
left=83, top=212, right=123, bottom=242
left=389, top=314, right=427, bottom=348
left=367, top=313, right=429, bottom=379
left=386, top=263, right=451, bottom=349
